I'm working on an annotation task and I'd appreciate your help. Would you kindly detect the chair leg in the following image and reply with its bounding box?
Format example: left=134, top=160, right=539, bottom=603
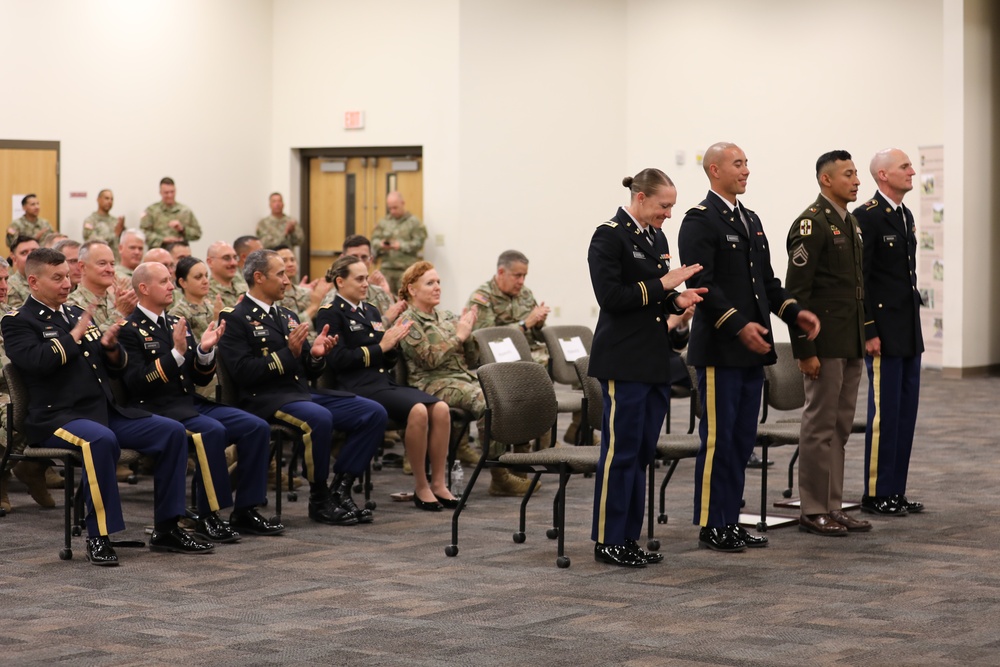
left=272, top=436, right=284, bottom=521
left=646, top=461, right=658, bottom=551
left=783, top=445, right=799, bottom=498
left=555, top=466, right=570, bottom=568
left=61, top=459, right=75, bottom=560
left=511, top=471, right=542, bottom=544
left=445, top=452, right=489, bottom=558
left=657, top=459, right=680, bottom=525
left=757, top=440, right=770, bottom=531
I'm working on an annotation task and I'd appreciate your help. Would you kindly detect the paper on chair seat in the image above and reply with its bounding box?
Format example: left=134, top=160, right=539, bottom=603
left=488, top=337, right=521, bottom=362
left=559, top=336, right=587, bottom=361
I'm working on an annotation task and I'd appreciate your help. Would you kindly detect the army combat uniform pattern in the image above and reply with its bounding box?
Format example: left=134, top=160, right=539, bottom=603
left=141, top=201, right=202, bottom=249
left=467, top=278, right=548, bottom=365
left=256, top=214, right=304, bottom=250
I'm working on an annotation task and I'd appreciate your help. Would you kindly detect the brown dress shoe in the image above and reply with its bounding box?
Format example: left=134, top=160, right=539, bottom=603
left=799, top=513, right=848, bottom=536
left=830, top=510, right=872, bottom=532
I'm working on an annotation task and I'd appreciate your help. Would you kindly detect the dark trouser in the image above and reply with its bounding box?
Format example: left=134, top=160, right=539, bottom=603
left=42, top=414, right=188, bottom=537
left=864, top=354, right=921, bottom=497
left=692, top=366, right=764, bottom=528
left=591, top=379, right=669, bottom=545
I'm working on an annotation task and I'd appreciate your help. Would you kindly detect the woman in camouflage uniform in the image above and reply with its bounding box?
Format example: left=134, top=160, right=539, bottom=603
left=170, top=256, right=220, bottom=401
left=397, top=262, right=533, bottom=497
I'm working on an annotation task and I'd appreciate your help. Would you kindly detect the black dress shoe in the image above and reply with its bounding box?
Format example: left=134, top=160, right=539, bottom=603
left=892, top=494, right=924, bottom=513
left=434, top=494, right=460, bottom=509
left=86, top=536, right=119, bottom=567
left=860, top=495, right=908, bottom=516
left=594, top=543, right=646, bottom=568
left=194, top=511, right=241, bottom=543
left=413, top=496, right=443, bottom=512
left=746, top=452, right=773, bottom=468
left=229, top=507, right=285, bottom=536
left=699, top=527, right=747, bottom=552
left=309, top=497, right=359, bottom=525
left=625, top=538, right=664, bottom=564
left=729, top=524, right=768, bottom=548
left=149, top=527, right=215, bottom=554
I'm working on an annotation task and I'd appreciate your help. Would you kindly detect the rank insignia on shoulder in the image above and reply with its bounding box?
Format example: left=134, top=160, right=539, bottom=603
left=598, top=221, right=618, bottom=228
left=864, top=199, right=878, bottom=210
left=117, top=319, right=128, bottom=326
left=221, top=306, right=234, bottom=313
left=3, top=309, right=18, bottom=317
left=791, top=243, right=809, bottom=267
left=689, top=205, right=706, bottom=212
left=799, top=219, right=813, bottom=236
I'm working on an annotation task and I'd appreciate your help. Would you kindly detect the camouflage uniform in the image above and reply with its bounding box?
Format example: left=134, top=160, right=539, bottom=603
left=370, top=213, right=427, bottom=293
left=280, top=283, right=312, bottom=324
left=0, top=301, right=11, bottom=459
left=82, top=212, right=121, bottom=260
left=398, top=305, right=504, bottom=458
left=115, top=265, right=134, bottom=283
left=66, top=284, right=120, bottom=332
left=140, top=201, right=202, bottom=249
left=169, top=294, right=218, bottom=400
left=208, top=274, right=248, bottom=309
left=468, top=278, right=549, bottom=365
left=256, top=214, right=304, bottom=249
left=6, top=273, right=29, bottom=310
left=7, top=216, right=53, bottom=246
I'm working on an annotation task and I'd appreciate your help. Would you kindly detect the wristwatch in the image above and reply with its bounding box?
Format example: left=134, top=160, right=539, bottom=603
left=518, top=320, right=527, bottom=331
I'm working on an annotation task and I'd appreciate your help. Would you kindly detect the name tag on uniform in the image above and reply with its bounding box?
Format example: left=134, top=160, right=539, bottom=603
left=253, top=327, right=268, bottom=337
left=833, top=236, right=847, bottom=246
left=883, top=235, right=897, bottom=242
left=349, top=321, right=365, bottom=332
left=632, top=251, right=645, bottom=259
left=726, top=234, right=739, bottom=242
left=42, top=330, right=59, bottom=339
left=144, top=341, right=160, bottom=350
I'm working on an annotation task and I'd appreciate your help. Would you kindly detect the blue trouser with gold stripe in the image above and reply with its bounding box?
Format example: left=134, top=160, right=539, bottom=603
left=182, top=402, right=271, bottom=514
left=864, top=354, right=920, bottom=497
left=42, top=414, right=189, bottom=537
left=692, top=366, right=764, bottom=528
left=273, top=393, right=387, bottom=483
left=591, top=379, right=669, bottom=545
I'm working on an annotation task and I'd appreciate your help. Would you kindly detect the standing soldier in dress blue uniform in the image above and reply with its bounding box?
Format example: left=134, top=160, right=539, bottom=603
left=854, top=148, right=925, bottom=517
left=679, top=142, right=821, bottom=552
left=587, top=168, right=706, bottom=568
left=1, top=248, right=214, bottom=566
left=119, top=262, right=284, bottom=541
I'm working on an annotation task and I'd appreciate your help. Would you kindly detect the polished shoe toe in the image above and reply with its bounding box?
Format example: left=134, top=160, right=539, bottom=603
left=729, top=524, right=768, bottom=548
left=309, top=499, right=360, bottom=525
left=594, top=543, right=647, bottom=568
left=799, top=513, right=849, bottom=536
left=892, top=494, right=924, bottom=513
left=413, top=496, right=443, bottom=512
left=86, top=536, right=119, bottom=566
left=434, top=494, right=460, bottom=510
left=699, top=527, right=747, bottom=552
left=149, top=527, right=216, bottom=554
left=860, top=495, right=908, bottom=516
left=625, top=538, right=663, bottom=564
left=229, top=508, right=285, bottom=536
left=830, top=510, right=872, bottom=532
left=195, top=512, right=241, bottom=543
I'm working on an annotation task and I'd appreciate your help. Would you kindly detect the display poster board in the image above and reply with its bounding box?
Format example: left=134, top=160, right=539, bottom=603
left=917, top=145, right=943, bottom=368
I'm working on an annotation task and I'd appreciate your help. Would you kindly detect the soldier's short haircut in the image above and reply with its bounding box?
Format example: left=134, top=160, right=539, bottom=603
left=622, top=169, right=673, bottom=198
left=9, top=235, right=38, bottom=253
left=175, top=256, right=205, bottom=285
left=119, top=228, right=146, bottom=246
left=244, top=249, right=279, bottom=285
left=497, top=250, right=529, bottom=269
left=270, top=243, right=291, bottom=252
left=815, top=150, right=853, bottom=179
left=234, top=235, right=261, bottom=256
left=269, top=192, right=282, bottom=199
left=162, top=240, right=190, bottom=252
left=25, top=248, right=66, bottom=278
left=329, top=254, right=364, bottom=289
left=21, top=194, right=37, bottom=207
left=160, top=177, right=175, bottom=187
left=343, top=234, right=372, bottom=252
left=53, top=239, right=81, bottom=254
left=0, top=256, right=10, bottom=270
left=79, top=240, right=111, bottom=263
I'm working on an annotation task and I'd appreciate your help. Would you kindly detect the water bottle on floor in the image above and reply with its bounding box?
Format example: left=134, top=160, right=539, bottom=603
left=450, top=460, right=464, bottom=497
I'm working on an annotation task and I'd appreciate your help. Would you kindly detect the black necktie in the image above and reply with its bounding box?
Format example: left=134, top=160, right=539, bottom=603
left=647, top=228, right=656, bottom=246
left=269, top=306, right=284, bottom=333
left=157, top=314, right=168, bottom=331
left=736, top=203, right=749, bottom=234
left=896, top=206, right=906, bottom=230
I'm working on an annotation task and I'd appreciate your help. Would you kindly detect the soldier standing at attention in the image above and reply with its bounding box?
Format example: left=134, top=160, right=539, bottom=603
left=7, top=194, right=54, bottom=247
left=588, top=168, right=705, bottom=568
left=786, top=150, right=870, bottom=537
left=371, top=191, right=427, bottom=294
left=855, top=149, right=925, bottom=517
left=256, top=193, right=304, bottom=251
left=141, top=177, right=202, bottom=250
left=82, top=189, right=125, bottom=260
left=679, top=142, right=820, bottom=552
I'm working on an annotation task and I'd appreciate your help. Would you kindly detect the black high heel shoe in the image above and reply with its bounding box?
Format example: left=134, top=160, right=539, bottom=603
left=434, top=494, right=459, bottom=509
left=413, top=496, right=442, bottom=512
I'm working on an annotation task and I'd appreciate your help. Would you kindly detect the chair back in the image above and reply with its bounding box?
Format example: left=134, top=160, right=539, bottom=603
left=472, top=326, right=533, bottom=365
left=395, top=355, right=409, bottom=386
left=541, top=325, right=593, bottom=386
left=214, top=353, right=241, bottom=406
left=572, top=356, right=603, bottom=435
left=477, top=361, right=557, bottom=446
left=763, top=342, right=805, bottom=412
left=3, top=363, right=29, bottom=436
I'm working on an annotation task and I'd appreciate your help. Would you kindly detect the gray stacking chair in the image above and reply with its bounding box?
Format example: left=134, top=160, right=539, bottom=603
left=444, top=361, right=600, bottom=568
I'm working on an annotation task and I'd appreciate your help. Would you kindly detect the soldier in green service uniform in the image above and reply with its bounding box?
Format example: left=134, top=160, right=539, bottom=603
left=66, top=241, right=137, bottom=332
left=6, top=194, right=54, bottom=248
left=257, top=193, right=304, bottom=251
left=206, top=241, right=248, bottom=308
left=140, top=177, right=202, bottom=250
left=82, top=190, right=126, bottom=260
left=5, top=236, right=39, bottom=310
left=785, top=150, right=868, bottom=538
left=397, top=261, right=535, bottom=497
left=371, top=191, right=427, bottom=294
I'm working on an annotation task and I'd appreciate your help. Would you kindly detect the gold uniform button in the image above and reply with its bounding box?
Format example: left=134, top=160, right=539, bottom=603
left=84, top=351, right=90, bottom=357
left=655, top=317, right=662, bottom=322
left=379, top=368, right=385, bottom=373
left=657, top=264, right=662, bottom=269
left=369, top=333, right=375, bottom=338
left=294, top=375, right=300, bottom=381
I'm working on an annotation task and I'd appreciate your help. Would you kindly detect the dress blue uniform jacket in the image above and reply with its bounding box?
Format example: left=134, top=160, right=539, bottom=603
left=119, top=309, right=215, bottom=420
left=315, top=295, right=396, bottom=393
left=217, top=298, right=347, bottom=417
left=678, top=192, right=801, bottom=367
left=853, top=192, right=924, bottom=358
left=1, top=296, right=150, bottom=444
left=588, top=207, right=685, bottom=383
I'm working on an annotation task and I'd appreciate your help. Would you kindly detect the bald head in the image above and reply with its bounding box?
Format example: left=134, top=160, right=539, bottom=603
left=702, top=142, right=739, bottom=176
left=869, top=148, right=915, bottom=202
left=386, top=191, right=406, bottom=219
left=702, top=142, right=749, bottom=203
left=143, top=247, right=177, bottom=279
